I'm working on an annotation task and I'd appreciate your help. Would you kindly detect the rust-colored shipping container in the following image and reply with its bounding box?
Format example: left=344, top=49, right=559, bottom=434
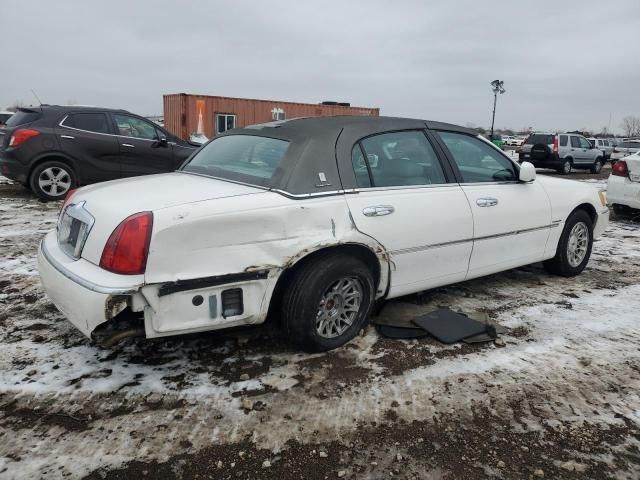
left=163, top=93, right=379, bottom=140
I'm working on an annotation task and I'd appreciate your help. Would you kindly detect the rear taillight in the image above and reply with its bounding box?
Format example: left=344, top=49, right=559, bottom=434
left=612, top=160, right=629, bottom=178
left=100, top=212, right=153, bottom=275
left=9, top=128, right=40, bottom=147
left=553, top=135, right=559, bottom=154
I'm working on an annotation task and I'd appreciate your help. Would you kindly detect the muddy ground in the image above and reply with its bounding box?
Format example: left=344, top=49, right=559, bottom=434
left=0, top=170, right=639, bottom=479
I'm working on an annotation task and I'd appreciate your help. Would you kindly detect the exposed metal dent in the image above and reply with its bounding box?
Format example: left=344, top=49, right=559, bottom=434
left=157, top=270, right=270, bottom=297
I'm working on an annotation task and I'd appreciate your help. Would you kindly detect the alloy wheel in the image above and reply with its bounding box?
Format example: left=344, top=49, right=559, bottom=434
left=38, top=167, right=71, bottom=196
left=567, top=221, right=589, bottom=267
left=315, top=277, right=363, bottom=339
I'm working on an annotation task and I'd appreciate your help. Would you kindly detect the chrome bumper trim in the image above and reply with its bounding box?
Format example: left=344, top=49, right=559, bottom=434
left=40, top=239, right=140, bottom=295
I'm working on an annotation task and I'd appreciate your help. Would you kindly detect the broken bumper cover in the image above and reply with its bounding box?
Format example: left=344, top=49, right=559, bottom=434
left=37, top=232, right=143, bottom=337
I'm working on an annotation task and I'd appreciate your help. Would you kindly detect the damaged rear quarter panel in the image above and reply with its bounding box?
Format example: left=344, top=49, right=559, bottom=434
left=144, top=191, right=388, bottom=292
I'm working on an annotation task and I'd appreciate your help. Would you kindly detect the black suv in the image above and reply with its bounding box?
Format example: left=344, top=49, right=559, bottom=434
left=0, top=105, right=198, bottom=200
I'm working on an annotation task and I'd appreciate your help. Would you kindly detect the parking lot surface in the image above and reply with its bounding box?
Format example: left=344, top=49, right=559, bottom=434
left=1, top=171, right=639, bottom=479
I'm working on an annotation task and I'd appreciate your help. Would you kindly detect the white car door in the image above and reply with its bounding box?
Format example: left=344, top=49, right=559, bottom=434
left=344, top=130, right=474, bottom=298
left=435, top=131, right=552, bottom=279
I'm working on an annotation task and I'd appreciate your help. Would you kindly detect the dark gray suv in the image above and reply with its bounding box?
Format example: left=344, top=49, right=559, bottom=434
left=0, top=105, right=198, bottom=200
left=518, top=132, right=604, bottom=175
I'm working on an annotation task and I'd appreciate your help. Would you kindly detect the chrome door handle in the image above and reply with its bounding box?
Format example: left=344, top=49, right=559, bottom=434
left=476, top=197, right=498, bottom=207
left=60, top=135, right=75, bottom=139
left=363, top=205, right=395, bottom=217
left=122, top=143, right=135, bottom=148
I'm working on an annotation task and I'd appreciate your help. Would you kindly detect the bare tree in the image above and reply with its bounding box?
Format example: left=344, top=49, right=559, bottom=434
left=620, top=116, right=640, bottom=137
left=6, top=100, right=25, bottom=112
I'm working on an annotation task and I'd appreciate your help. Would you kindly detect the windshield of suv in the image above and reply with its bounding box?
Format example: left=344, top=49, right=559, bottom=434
left=4, top=109, right=41, bottom=127
left=182, top=134, right=289, bottom=185
left=525, top=134, right=554, bottom=145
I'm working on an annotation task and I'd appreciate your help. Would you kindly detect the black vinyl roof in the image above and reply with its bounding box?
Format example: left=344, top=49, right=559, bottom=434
left=196, top=116, right=478, bottom=196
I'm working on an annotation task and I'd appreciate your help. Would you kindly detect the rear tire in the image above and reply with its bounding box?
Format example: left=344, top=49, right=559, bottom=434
left=557, top=159, right=572, bottom=175
left=29, top=160, right=76, bottom=201
left=544, top=210, right=593, bottom=277
left=281, top=253, right=374, bottom=352
left=590, top=158, right=603, bottom=174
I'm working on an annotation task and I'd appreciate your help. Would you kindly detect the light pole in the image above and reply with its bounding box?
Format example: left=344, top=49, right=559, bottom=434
left=490, top=80, right=505, bottom=141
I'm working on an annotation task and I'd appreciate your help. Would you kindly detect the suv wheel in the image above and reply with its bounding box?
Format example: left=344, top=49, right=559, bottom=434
left=282, top=253, right=374, bottom=352
left=558, top=159, right=572, bottom=175
left=590, top=158, right=603, bottom=174
left=30, top=161, right=76, bottom=201
left=543, top=210, right=593, bottom=277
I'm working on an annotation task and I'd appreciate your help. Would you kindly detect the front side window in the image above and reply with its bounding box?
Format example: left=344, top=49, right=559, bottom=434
left=570, top=136, right=581, bottom=148
left=437, top=132, right=516, bottom=183
left=113, top=114, right=158, bottom=140
left=216, top=113, right=236, bottom=134
left=355, top=131, right=446, bottom=187
left=63, top=113, right=110, bottom=134
left=578, top=137, right=591, bottom=149
left=182, top=134, right=288, bottom=184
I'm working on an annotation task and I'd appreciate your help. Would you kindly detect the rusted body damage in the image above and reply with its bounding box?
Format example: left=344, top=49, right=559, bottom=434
left=119, top=193, right=390, bottom=339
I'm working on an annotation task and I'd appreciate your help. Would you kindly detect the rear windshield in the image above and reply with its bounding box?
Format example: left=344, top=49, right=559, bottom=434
left=4, top=109, right=41, bottom=127
left=525, top=134, right=554, bottom=145
left=182, top=134, right=289, bottom=186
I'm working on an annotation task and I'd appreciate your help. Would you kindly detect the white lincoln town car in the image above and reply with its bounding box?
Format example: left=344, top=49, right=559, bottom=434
left=38, top=116, right=609, bottom=352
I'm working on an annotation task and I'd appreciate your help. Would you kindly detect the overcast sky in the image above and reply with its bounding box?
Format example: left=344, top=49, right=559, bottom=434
left=3, top=0, right=639, bottom=133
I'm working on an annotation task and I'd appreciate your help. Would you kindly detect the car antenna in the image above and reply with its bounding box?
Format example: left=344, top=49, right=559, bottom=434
left=30, top=89, right=43, bottom=106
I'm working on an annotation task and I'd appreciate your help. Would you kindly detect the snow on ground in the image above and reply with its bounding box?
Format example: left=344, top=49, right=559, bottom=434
left=0, top=176, right=639, bottom=480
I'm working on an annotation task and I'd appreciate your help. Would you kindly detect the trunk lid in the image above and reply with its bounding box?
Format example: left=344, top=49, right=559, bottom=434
left=62, top=172, right=266, bottom=265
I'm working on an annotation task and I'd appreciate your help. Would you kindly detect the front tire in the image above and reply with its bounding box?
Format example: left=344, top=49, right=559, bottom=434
left=29, top=161, right=76, bottom=201
left=544, top=210, right=593, bottom=277
left=281, top=254, right=374, bottom=352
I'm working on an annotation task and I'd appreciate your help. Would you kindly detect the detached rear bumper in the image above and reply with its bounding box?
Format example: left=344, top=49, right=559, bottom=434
left=37, top=232, right=143, bottom=337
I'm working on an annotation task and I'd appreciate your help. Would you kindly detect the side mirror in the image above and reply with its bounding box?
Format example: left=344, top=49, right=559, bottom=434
left=519, top=161, right=536, bottom=182
left=153, top=135, right=168, bottom=148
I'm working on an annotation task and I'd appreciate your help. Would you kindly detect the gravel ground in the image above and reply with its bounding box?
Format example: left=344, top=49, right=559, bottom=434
left=0, top=171, right=639, bottom=480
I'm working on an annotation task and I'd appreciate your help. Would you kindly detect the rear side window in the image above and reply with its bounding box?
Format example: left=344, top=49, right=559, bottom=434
left=356, top=131, right=446, bottom=187
left=62, top=113, right=110, bottom=134
left=4, top=109, right=40, bottom=127
left=525, top=134, right=554, bottom=145
left=183, top=134, right=289, bottom=184
left=559, top=135, right=568, bottom=146
left=619, top=141, right=640, bottom=149
left=570, top=137, right=581, bottom=148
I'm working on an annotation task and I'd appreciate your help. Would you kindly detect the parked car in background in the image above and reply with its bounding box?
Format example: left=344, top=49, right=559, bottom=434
left=608, top=151, right=640, bottom=213
left=0, top=111, right=13, bottom=127
left=37, top=116, right=609, bottom=352
left=502, top=135, right=514, bottom=146
left=189, top=133, right=209, bottom=145
left=490, top=134, right=504, bottom=149
left=518, top=132, right=604, bottom=174
left=588, top=137, right=614, bottom=160
left=610, top=140, right=640, bottom=164
left=0, top=105, right=199, bottom=200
